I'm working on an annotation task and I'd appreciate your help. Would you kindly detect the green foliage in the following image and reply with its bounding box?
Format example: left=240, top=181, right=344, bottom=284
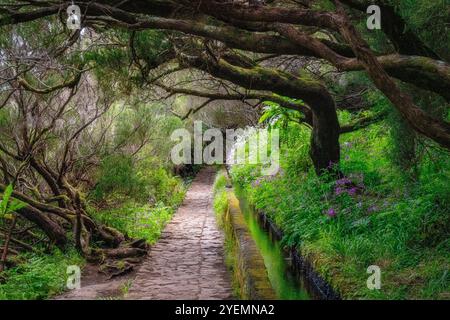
left=231, top=119, right=450, bottom=299
left=93, top=203, right=174, bottom=244
left=92, top=154, right=144, bottom=202
left=387, top=109, right=419, bottom=178
left=0, top=249, right=83, bottom=300
left=280, top=125, right=312, bottom=176
left=212, top=172, right=240, bottom=296
left=259, top=98, right=305, bottom=129
left=229, top=162, right=261, bottom=189
left=0, top=185, right=26, bottom=219
left=139, top=161, right=186, bottom=207
left=131, top=30, right=171, bottom=66
left=394, top=0, right=450, bottom=60
left=213, top=171, right=228, bottom=194
left=213, top=172, right=229, bottom=222
left=214, top=190, right=228, bottom=223
left=92, top=154, right=185, bottom=206
left=82, top=29, right=170, bottom=92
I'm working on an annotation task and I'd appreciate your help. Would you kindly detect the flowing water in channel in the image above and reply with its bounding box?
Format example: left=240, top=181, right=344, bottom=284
left=236, top=193, right=311, bottom=300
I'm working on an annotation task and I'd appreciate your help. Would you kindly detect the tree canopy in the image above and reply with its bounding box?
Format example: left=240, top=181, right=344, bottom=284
left=1, top=0, right=449, bottom=172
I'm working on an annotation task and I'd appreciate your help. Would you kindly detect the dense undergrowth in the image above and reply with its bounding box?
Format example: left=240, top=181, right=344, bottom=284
left=229, top=116, right=449, bottom=299
left=0, top=163, right=186, bottom=300
left=90, top=156, right=186, bottom=245
left=0, top=153, right=187, bottom=300
left=0, top=249, right=83, bottom=300
left=213, top=172, right=229, bottom=225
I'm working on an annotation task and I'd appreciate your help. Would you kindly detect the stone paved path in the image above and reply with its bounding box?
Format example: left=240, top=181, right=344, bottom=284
left=127, top=167, right=233, bottom=299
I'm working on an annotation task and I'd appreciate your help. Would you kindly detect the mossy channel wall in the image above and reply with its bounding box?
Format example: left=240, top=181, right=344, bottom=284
left=255, top=210, right=341, bottom=300
left=222, top=191, right=276, bottom=300
left=222, top=189, right=340, bottom=300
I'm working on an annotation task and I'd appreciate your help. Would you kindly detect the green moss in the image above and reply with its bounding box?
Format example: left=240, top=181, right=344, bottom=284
left=214, top=178, right=276, bottom=300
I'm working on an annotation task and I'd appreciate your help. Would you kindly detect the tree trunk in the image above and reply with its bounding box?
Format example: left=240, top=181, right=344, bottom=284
left=334, top=2, right=450, bottom=149
left=309, top=94, right=341, bottom=174
left=17, top=206, right=67, bottom=249
left=182, top=53, right=341, bottom=175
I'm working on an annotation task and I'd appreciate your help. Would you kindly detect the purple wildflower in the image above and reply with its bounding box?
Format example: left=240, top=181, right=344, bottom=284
left=326, top=208, right=337, bottom=217
left=335, top=186, right=344, bottom=195
left=348, top=187, right=357, bottom=196
left=252, top=179, right=262, bottom=188
left=336, top=178, right=352, bottom=186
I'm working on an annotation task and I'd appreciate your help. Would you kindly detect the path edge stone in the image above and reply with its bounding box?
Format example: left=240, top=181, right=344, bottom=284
left=222, top=191, right=276, bottom=300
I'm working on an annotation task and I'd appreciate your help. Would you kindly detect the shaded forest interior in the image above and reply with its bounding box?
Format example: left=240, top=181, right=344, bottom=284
left=0, top=0, right=448, bottom=300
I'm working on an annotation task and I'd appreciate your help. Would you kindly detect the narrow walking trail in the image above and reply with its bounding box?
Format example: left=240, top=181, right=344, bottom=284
left=127, top=167, right=233, bottom=299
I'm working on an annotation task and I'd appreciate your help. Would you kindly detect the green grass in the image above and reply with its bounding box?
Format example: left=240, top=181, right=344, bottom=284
left=230, top=122, right=449, bottom=300
left=212, top=171, right=242, bottom=298
left=213, top=170, right=228, bottom=194
left=90, top=161, right=187, bottom=244
left=92, top=202, right=175, bottom=245
left=213, top=171, right=229, bottom=227
left=0, top=248, right=84, bottom=300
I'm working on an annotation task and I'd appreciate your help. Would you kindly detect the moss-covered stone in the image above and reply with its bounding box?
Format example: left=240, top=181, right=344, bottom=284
left=222, top=191, right=276, bottom=300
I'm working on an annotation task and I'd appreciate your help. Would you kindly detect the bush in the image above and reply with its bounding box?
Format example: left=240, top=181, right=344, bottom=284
left=92, top=154, right=146, bottom=202
left=92, top=155, right=185, bottom=207
left=92, top=203, right=174, bottom=244
left=213, top=172, right=228, bottom=194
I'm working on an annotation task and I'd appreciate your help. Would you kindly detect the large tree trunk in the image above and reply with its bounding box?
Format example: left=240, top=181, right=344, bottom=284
left=181, top=53, right=341, bottom=175
left=0, top=182, right=124, bottom=253
left=16, top=206, right=67, bottom=249
left=309, top=94, right=341, bottom=174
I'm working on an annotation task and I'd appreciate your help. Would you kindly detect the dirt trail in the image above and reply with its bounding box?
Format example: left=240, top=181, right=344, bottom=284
left=126, top=167, right=233, bottom=299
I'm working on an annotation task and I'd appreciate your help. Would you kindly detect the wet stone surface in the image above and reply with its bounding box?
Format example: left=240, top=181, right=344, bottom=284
left=127, top=167, right=233, bottom=300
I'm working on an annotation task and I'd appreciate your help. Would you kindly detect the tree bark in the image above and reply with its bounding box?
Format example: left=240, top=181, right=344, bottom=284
left=16, top=206, right=67, bottom=249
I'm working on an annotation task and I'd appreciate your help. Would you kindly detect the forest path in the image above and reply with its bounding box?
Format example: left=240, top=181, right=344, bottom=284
left=126, top=166, right=233, bottom=299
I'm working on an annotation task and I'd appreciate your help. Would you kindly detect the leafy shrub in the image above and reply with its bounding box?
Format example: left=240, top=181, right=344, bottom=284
left=93, top=203, right=174, bottom=244
left=213, top=171, right=230, bottom=228
left=137, top=159, right=186, bottom=207
left=213, top=191, right=228, bottom=223
left=92, top=155, right=146, bottom=202
left=92, top=155, right=185, bottom=206
left=213, top=172, right=228, bottom=194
